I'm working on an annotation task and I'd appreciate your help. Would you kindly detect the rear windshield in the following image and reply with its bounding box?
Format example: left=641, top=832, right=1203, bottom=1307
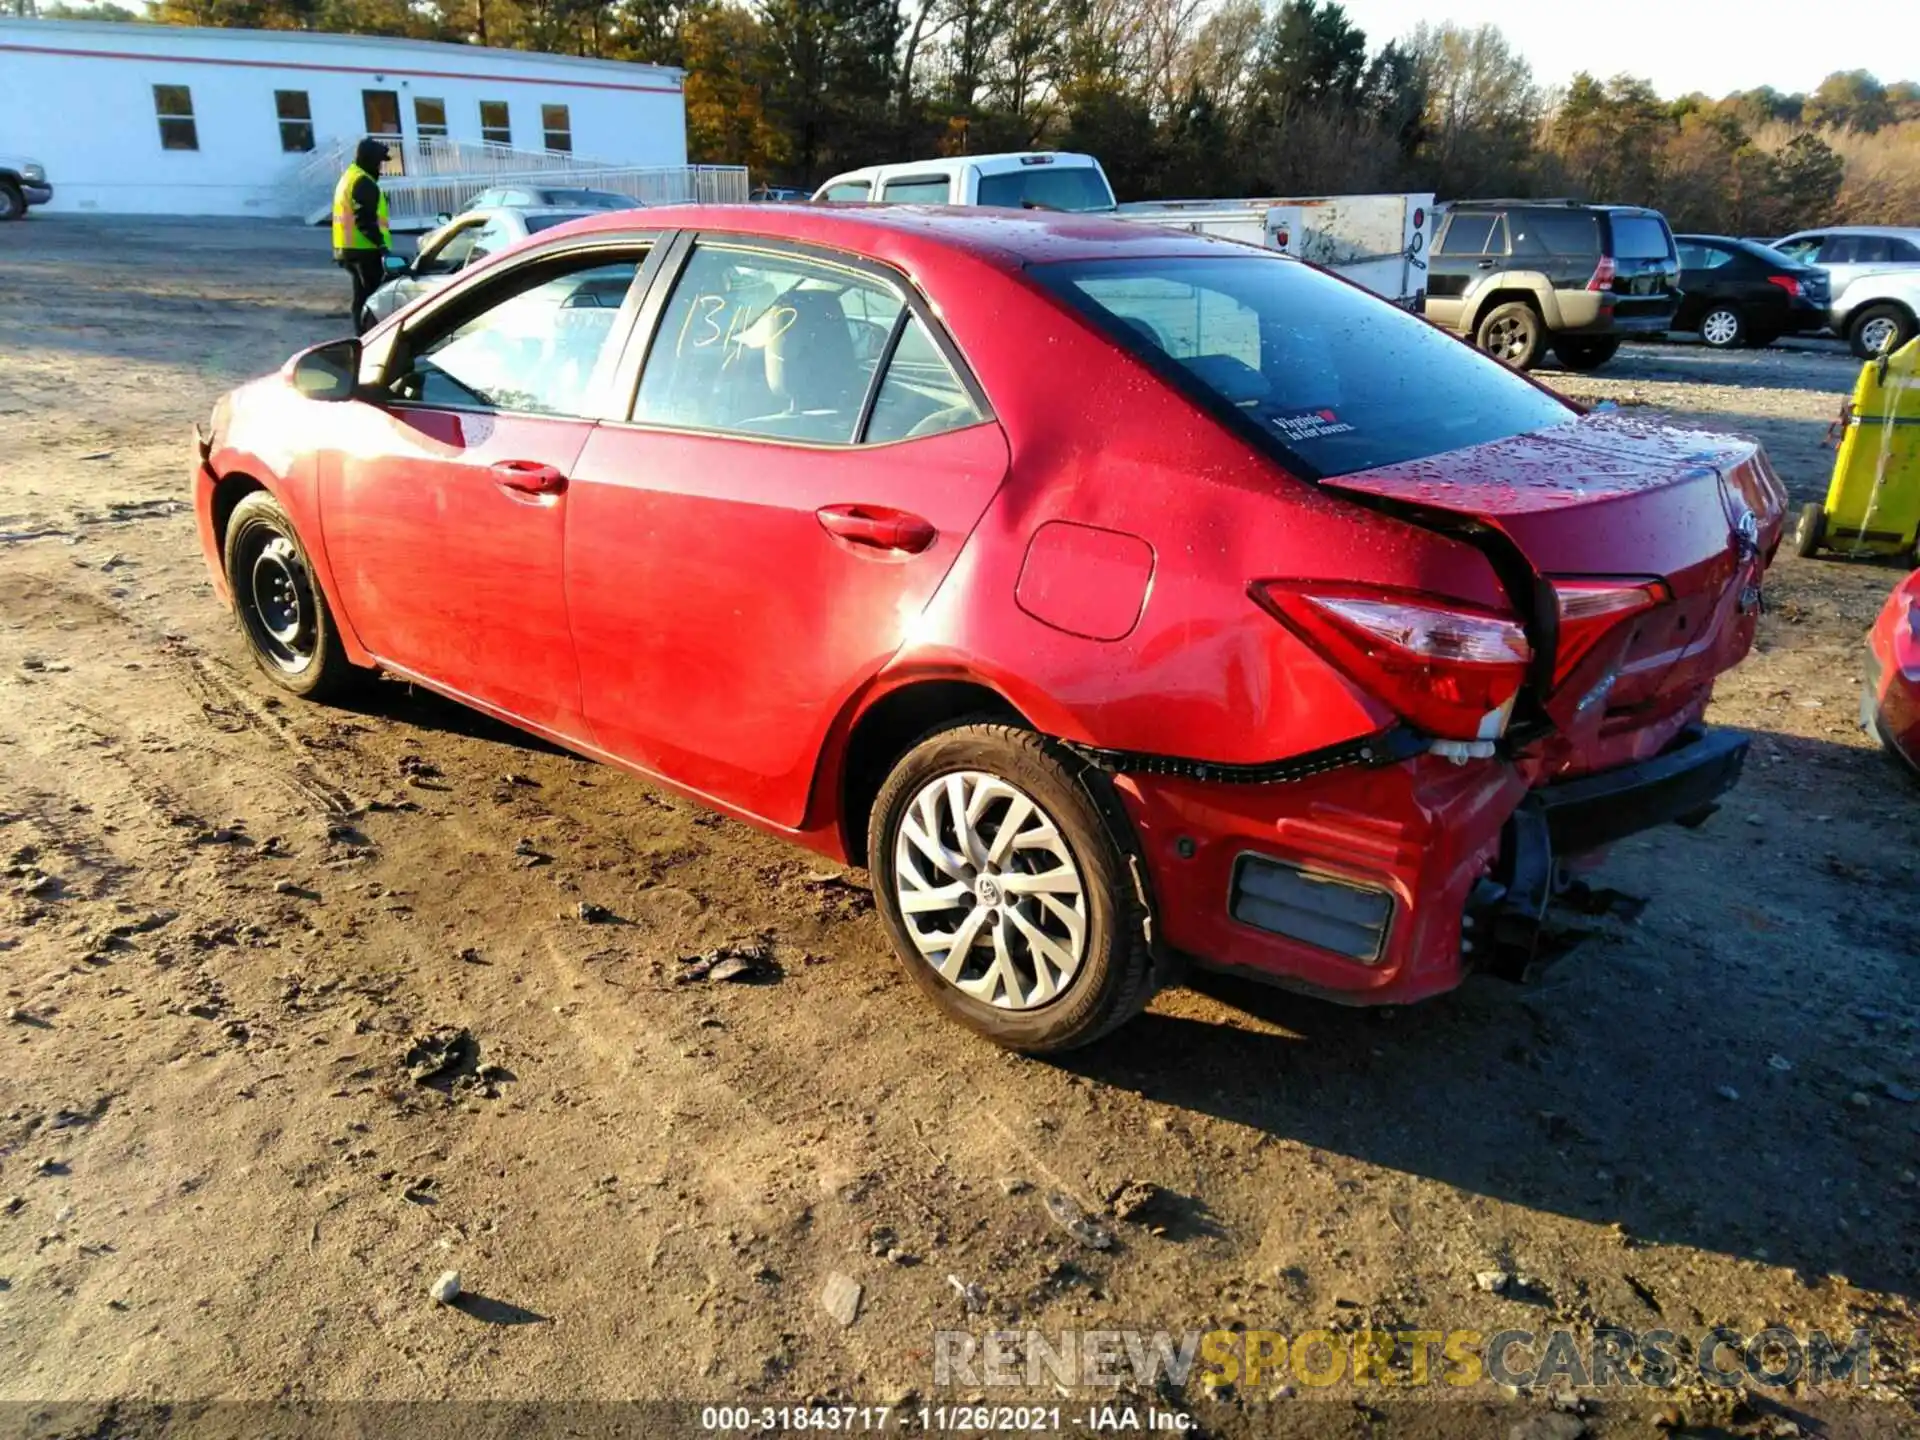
left=977, top=165, right=1115, bottom=213
left=1034, top=256, right=1573, bottom=479
left=1608, top=214, right=1673, bottom=260
left=540, top=189, right=631, bottom=209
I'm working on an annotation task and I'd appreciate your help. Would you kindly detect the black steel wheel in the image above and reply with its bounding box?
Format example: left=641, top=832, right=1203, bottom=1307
left=223, top=490, right=362, bottom=700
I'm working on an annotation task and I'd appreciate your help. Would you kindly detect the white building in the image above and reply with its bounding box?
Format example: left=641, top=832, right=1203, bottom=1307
left=0, top=18, right=696, bottom=217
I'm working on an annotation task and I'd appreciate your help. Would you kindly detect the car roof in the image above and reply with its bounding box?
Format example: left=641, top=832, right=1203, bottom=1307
left=547, top=202, right=1226, bottom=269
left=816, top=152, right=1103, bottom=188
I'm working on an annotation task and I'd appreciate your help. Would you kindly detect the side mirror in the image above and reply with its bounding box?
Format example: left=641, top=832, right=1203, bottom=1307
left=290, top=337, right=362, bottom=402
left=382, top=252, right=409, bottom=277
left=435, top=211, right=452, bottom=226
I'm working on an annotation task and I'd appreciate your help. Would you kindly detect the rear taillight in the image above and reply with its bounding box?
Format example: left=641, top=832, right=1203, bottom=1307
left=1766, top=274, right=1801, bottom=299
left=1587, top=255, right=1616, bottom=292
left=1550, top=578, right=1669, bottom=687
left=1254, top=585, right=1531, bottom=742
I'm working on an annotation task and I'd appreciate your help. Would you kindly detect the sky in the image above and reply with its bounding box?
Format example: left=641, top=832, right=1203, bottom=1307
left=1338, top=0, right=1920, bottom=99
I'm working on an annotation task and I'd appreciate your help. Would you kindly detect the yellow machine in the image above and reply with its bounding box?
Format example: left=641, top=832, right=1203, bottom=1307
left=1794, top=335, right=1920, bottom=561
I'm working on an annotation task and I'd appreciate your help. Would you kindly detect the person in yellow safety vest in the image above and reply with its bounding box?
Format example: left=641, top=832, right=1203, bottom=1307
left=332, top=137, right=392, bottom=334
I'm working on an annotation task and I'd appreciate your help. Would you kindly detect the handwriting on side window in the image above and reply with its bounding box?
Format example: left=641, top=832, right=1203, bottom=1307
left=676, top=293, right=799, bottom=367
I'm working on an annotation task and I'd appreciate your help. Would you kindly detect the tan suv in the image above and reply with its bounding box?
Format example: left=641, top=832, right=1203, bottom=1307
left=1424, top=201, right=1681, bottom=371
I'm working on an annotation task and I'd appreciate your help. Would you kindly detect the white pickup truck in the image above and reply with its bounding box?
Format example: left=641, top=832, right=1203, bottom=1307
left=0, top=152, right=53, bottom=220
left=811, top=152, right=1433, bottom=308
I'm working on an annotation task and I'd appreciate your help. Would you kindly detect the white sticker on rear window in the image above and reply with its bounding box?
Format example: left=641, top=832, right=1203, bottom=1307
left=1272, top=408, right=1356, bottom=442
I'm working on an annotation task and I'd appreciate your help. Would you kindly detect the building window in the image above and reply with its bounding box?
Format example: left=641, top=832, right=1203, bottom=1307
left=479, top=100, right=511, bottom=146
left=414, top=97, right=448, bottom=140
left=153, top=84, right=198, bottom=152
left=541, top=104, right=572, bottom=154
left=275, top=90, right=314, bottom=153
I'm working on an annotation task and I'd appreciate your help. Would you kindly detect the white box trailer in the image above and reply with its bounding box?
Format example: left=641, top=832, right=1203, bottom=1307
left=1113, top=193, right=1435, bottom=307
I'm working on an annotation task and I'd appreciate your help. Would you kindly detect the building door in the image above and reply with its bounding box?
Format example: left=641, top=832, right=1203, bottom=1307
left=361, top=89, right=405, bottom=174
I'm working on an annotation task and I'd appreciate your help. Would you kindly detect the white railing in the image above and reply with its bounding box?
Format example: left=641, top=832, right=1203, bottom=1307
left=279, top=134, right=749, bottom=225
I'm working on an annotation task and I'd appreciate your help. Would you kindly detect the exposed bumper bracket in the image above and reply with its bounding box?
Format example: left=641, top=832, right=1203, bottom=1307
left=1066, top=724, right=1428, bottom=785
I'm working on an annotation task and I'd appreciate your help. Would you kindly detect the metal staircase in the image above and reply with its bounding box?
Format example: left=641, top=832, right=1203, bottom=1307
left=281, top=134, right=749, bottom=228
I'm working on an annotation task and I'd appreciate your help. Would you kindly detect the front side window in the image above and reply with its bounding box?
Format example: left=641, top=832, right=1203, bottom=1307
left=389, top=257, right=643, bottom=417
left=480, top=101, right=512, bottom=146
left=1776, top=236, right=1822, bottom=262
left=275, top=91, right=314, bottom=153
left=880, top=175, right=950, bottom=203
left=819, top=181, right=871, bottom=202
left=633, top=246, right=908, bottom=444
left=415, top=97, right=449, bottom=139
left=153, top=84, right=197, bottom=152
left=541, top=104, right=572, bottom=153
left=1036, top=254, right=1574, bottom=479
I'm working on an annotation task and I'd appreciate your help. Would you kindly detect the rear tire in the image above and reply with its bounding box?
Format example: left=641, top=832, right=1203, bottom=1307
left=1476, top=302, right=1545, bottom=370
left=1849, top=303, right=1915, bottom=359
left=1551, top=337, right=1620, bottom=371
left=869, top=723, right=1156, bottom=1053
left=0, top=182, right=24, bottom=222
left=223, top=490, right=363, bottom=702
left=1792, top=502, right=1826, bottom=559
left=1699, top=304, right=1745, bottom=349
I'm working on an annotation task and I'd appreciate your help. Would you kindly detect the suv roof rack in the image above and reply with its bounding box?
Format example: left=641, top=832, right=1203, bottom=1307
left=1451, top=197, right=1592, bottom=208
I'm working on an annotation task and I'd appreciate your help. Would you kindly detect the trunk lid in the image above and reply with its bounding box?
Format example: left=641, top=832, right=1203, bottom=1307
left=1322, top=414, right=1785, bottom=745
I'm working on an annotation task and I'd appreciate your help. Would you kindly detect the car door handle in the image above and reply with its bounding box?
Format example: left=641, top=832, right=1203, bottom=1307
left=490, top=460, right=567, bottom=496
left=816, top=503, right=936, bottom=555
left=1476, top=259, right=1497, bottom=269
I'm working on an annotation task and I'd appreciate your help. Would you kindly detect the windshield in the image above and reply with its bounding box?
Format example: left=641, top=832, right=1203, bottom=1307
left=977, top=165, right=1115, bottom=213
left=1034, top=255, right=1575, bottom=479
left=1609, top=214, right=1673, bottom=260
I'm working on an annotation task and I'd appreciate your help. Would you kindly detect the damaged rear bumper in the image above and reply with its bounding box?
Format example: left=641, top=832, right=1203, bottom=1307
left=1113, top=724, right=1750, bottom=1004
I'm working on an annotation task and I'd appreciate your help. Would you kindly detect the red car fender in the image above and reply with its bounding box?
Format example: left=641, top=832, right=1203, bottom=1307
left=198, top=382, right=375, bottom=670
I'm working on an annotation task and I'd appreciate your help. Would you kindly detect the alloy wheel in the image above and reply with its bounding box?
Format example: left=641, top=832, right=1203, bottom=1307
left=1860, top=315, right=1899, bottom=355
left=1486, top=315, right=1530, bottom=363
left=1702, top=309, right=1740, bottom=347
left=892, top=770, right=1087, bottom=1011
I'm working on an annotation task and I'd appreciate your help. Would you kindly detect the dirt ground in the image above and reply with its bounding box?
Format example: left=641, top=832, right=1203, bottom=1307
left=1, top=218, right=1916, bottom=1440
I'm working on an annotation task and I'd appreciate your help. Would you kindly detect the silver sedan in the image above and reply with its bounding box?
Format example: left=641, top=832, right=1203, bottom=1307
left=360, top=207, right=603, bottom=326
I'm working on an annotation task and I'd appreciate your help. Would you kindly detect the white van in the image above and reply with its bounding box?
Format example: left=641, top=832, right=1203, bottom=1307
left=811, top=152, right=1116, bottom=212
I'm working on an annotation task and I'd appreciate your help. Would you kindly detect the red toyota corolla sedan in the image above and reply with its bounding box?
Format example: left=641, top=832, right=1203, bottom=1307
left=192, top=205, right=1785, bottom=1051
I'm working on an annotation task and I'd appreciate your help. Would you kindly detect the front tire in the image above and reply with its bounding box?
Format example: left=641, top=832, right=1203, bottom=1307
left=1849, top=303, right=1915, bottom=359
left=1476, top=302, right=1545, bottom=370
left=1699, top=304, right=1745, bottom=349
left=223, top=490, right=362, bottom=701
left=1792, top=501, right=1826, bottom=559
left=1551, top=337, right=1620, bottom=371
left=870, top=724, right=1155, bottom=1052
left=0, top=182, right=23, bottom=222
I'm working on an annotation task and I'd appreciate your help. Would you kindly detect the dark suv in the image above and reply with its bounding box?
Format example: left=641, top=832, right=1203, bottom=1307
left=1424, top=201, right=1680, bottom=371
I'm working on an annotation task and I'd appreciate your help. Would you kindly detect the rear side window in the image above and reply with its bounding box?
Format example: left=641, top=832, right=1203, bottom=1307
left=866, top=317, right=981, bottom=443
left=818, top=180, right=871, bottom=202
left=634, top=246, right=902, bottom=444
left=1677, top=242, right=1732, bottom=270
left=1036, top=255, right=1573, bottom=479
left=1512, top=211, right=1600, bottom=258
left=880, top=175, right=951, bottom=203
left=1891, top=237, right=1920, bottom=262
left=1609, top=215, right=1674, bottom=260
left=975, top=166, right=1115, bottom=213
left=1437, top=213, right=1504, bottom=256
